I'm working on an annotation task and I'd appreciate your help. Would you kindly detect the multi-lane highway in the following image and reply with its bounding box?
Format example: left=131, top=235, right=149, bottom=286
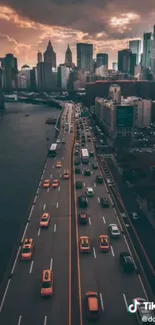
left=0, top=103, right=74, bottom=325
left=74, top=117, right=151, bottom=324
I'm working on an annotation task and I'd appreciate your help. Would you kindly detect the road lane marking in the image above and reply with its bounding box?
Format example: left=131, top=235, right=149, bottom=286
left=36, top=188, right=39, bottom=195
left=18, top=315, right=22, bottom=325
left=47, top=188, right=49, bottom=192
left=60, top=174, right=61, bottom=177
left=93, top=247, right=96, bottom=258
left=21, top=222, right=29, bottom=243
left=43, top=204, right=46, bottom=211
left=88, top=217, right=91, bottom=225
left=83, top=182, right=85, bottom=186
left=50, top=174, right=52, bottom=178
left=94, top=182, right=96, bottom=187
left=104, top=183, right=108, bottom=192
left=116, top=215, right=123, bottom=232
left=58, top=186, right=60, bottom=191
left=50, top=258, right=53, bottom=270
left=33, top=195, right=37, bottom=204
left=97, top=197, right=100, bottom=203
left=0, top=279, right=11, bottom=312
left=39, top=181, right=41, bottom=187
left=52, top=165, right=54, bottom=168
left=110, top=246, right=115, bottom=257
left=113, top=208, right=117, bottom=215
left=56, top=202, right=59, bottom=208
left=41, top=175, right=43, bottom=181
left=54, top=224, right=56, bottom=232
left=138, top=275, right=148, bottom=300
left=44, top=316, right=47, bottom=325
left=38, top=228, right=41, bottom=236
left=100, top=293, right=104, bottom=310
left=29, top=261, right=34, bottom=273
left=108, top=194, right=113, bottom=205
left=123, top=235, right=132, bottom=256
left=102, top=216, right=106, bottom=224
left=123, top=293, right=128, bottom=311
left=11, top=247, right=21, bottom=275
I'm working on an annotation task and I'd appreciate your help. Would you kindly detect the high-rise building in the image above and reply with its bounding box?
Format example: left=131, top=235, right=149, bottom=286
left=151, top=26, right=155, bottom=80
left=118, top=49, right=132, bottom=74
left=112, top=62, right=118, bottom=70
left=65, top=44, right=72, bottom=68
left=44, top=40, right=56, bottom=68
left=96, top=53, right=108, bottom=68
left=129, top=40, right=141, bottom=64
left=18, top=64, right=31, bottom=89
left=142, top=32, right=152, bottom=68
left=57, top=64, right=70, bottom=90
left=76, top=43, right=93, bottom=72
left=37, top=51, right=42, bottom=63
left=2, top=53, right=18, bottom=90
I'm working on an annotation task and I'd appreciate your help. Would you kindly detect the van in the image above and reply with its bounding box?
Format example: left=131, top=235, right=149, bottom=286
left=85, top=292, right=100, bottom=319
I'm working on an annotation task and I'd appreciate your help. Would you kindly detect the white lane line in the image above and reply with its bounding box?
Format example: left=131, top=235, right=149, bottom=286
left=62, top=157, right=64, bottom=159
left=52, top=165, right=54, bottom=168
left=102, top=216, right=106, bottom=224
left=36, top=188, right=39, bottom=195
left=47, top=188, right=49, bottom=192
left=88, top=217, right=91, bottom=225
left=54, top=224, right=56, bottom=232
left=11, top=247, right=21, bottom=275
left=108, top=194, right=113, bottom=205
left=29, top=261, right=34, bottom=274
left=110, top=246, right=115, bottom=257
left=50, top=174, right=52, bottom=178
left=104, top=182, right=108, bottom=192
left=94, top=182, right=96, bottom=187
left=58, top=186, right=60, bottom=191
left=123, top=235, right=132, bottom=256
left=43, top=204, right=46, bottom=211
left=83, top=182, right=85, bottom=186
left=41, top=175, right=43, bottom=181
left=97, top=197, right=100, bottom=203
left=100, top=293, right=104, bottom=310
left=39, top=181, right=41, bottom=187
left=38, top=228, right=41, bottom=236
left=123, top=293, right=128, bottom=311
left=33, top=195, right=37, bottom=204
left=21, top=222, right=29, bottom=243
left=50, top=258, right=53, bottom=270
left=44, top=316, right=47, bottom=325
left=56, top=202, right=59, bottom=208
left=60, top=174, right=61, bottom=177
left=93, top=247, right=96, bottom=258
left=138, top=275, right=148, bottom=300
left=116, top=215, right=123, bottom=232
left=18, top=315, right=22, bottom=325
left=113, top=208, right=117, bottom=215
left=0, top=279, right=11, bottom=312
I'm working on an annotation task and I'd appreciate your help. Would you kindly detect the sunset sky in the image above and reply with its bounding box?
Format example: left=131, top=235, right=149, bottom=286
left=0, top=0, right=155, bottom=69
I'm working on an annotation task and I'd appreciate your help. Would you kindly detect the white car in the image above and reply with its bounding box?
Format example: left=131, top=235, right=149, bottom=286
left=107, top=178, right=112, bottom=184
left=132, top=212, right=140, bottom=221
left=85, top=187, right=94, bottom=197
left=62, top=139, right=65, bottom=143
left=108, top=224, right=120, bottom=238
left=56, top=139, right=61, bottom=143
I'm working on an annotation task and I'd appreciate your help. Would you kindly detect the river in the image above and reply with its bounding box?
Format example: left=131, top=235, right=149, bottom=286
left=0, top=102, right=60, bottom=283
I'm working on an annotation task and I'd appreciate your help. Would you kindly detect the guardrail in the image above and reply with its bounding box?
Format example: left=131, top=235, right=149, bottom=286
left=55, top=105, right=64, bottom=139
left=97, top=155, right=155, bottom=301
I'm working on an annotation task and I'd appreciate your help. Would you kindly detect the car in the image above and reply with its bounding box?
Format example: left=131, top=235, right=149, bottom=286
left=131, top=212, right=140, bottom=221
left=75, top=150, right=79, bottom=156
left=75, top=168, right=81, bottom=174
left=78, top=195, right=88, bottom=208
left=99, top=235, right=110, bottom=252
left=56, top=139, right=61, bottom=143
left=85, top=292, right=100, bottom=320
left=108, top=224, right=120, bottom=238
left=79, top=236, right=90, bottom=252
left=62, top=139, right=65, bottom=143
left=41, top=270, right=53, bottom=296
left=63, top=170, right=69, bottom=179
left=100, top=197, right=110, bottom=208
left=130, top=298, right=154, bottom=323
left=92, top=163, right=98, bottom=170
left=81, top=142, right=85, bottom=147
left=75, top=159, right=80, bottom=165
left=76, top=181, right=83, bottom=189
left=96, top=175, right=104, bottom=184
left=86, top=187, right=94, bottom=197
left=84, top=169, right=91, bottom=176
left=119, top=252, right=135, bottom=273
left=107, top=178, right=112, bottom=184
left=79, top=212, right=88, bottom=224
left=43, top=179, right=50, bottom=188
left=40, top=213, right=50, bottom=227
left=52, top=179, right=59, bottom=188
left=21, top=238, right=34, bottom=260
left=89, top=151, right=94, bottom=157
left=56, top=161, right=62, bottom=168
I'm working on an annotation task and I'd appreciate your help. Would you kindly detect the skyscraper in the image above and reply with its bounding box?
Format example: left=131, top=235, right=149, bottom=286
left=2, top=53, right=18, bottom=90
left=44, top=40, right=56, bottom=68
left=118, top=49, right=132, bottom=74
left=142, top=32, right=152, bottom=68
left=76, top=43, right=93, bottom=72
left=96, top=53, right=108, bottom=68
left=65, top=45, right=72, bottom=68
left=37, top=51, right=42, bottom=63
left=129, top=40, right=141, bottom=64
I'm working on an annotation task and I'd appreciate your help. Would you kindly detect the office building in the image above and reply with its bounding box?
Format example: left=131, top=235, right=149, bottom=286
left=76, top=43, right=93, bottom=72
left=129, top=40, right=141, bottom=64
left=65, top=45, right=72, bottom=68
left=127, top=97, right=152, bottom=127
left=2, top=53, right=18, bottom=90
left=44, top=40, right=56, bottom=68
left=112, top=62, right=118, bottom=70
left=18, top=65, right=31, bottom=89
left=57, top=64, right=70, bottom=90
left=151, top=26, right=155, bottom=79
left=96, top=53, right=108, bottom=68
left=118, top=49, right=132, bottom=74
left=142, top=32, right=152, bottom=68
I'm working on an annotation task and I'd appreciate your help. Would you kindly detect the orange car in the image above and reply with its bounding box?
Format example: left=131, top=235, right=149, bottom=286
left=21, top=238, right=34, bottom=260
left=99, top=235, right=110, bottom=252
left=52, top=179, right=59, bottom=188
left=63, top=170, right=69, bottom=179
left=56, top=161, right=62, bottom=168
left=79, top=236, right=90, bottom=253
left=41, top=270, right=53, bottom=297
left=40, top=213, right=50, bottom=227
left=43, top=179, right=50, bottom=188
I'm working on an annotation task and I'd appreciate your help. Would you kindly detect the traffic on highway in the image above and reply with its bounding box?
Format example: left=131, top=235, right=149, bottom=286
left=0, top=102, right=154, bottom=325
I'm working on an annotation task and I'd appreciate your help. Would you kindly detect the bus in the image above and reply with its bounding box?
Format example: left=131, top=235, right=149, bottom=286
left=81, top=148, right=89, bottom=163
left=48, top=143, right=57, bottom=157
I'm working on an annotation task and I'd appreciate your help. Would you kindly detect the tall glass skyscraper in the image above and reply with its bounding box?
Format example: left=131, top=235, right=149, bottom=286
left=76, top=43, right=93, bottom=72
left=142, top=33, right=152, bottom=68
left=129, top=40, right=141, bottom=64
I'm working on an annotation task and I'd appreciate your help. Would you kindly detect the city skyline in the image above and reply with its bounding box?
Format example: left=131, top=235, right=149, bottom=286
left=0, top=1, right=155, bottom=68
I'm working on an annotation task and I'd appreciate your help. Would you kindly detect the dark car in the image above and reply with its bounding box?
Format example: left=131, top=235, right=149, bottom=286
left=84, top=169, right=91, bottom=176
left=78, top=212, right=88, bottom=224
left=96, top=175, right=104, bottom=184
left=75, top=159, right=80, bottom=165
left=100, top=197, right=110, bottom=208
left=75, top=150, right=79, bottom=156
left=75, top=167, right=81, bottom=174
left=92, top=163, right=98, bottom=170
left=76, top=181, right=83, bottom=189
left=89, top=151, right=94, bottom=157
left=81, top=142, right=85, bottom=147
left=78, top=195, right=88, bottom=208
left=119, top=252, right=135, bottom=273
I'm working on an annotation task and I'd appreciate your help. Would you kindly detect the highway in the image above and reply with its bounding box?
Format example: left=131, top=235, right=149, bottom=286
left=74, top=117, right=150, bottom=324
left=0, top=103, right=74, bottom=325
